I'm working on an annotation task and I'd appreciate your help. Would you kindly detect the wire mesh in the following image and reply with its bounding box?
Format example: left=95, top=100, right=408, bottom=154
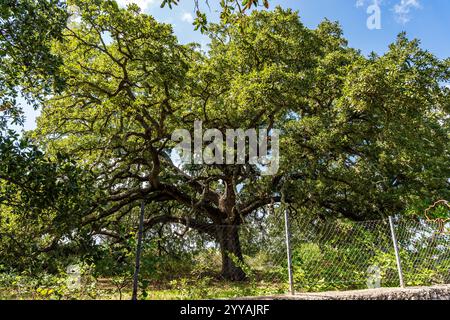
left=181, top=216, right=450, bottom=295
left=287, top=218, right=395, bottom=291
left=2, top=215, right=448, bottom=299
left=394, top=217, right=450, bottom=286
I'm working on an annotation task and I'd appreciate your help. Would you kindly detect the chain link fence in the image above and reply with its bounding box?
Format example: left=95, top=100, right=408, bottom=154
left=3, top=214, right=448, bottom=299
left=287, top=216, right=450, bottom=292
left=166, top=215, right=450, bottom=297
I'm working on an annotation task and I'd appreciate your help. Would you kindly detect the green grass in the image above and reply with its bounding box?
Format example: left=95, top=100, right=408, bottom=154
left=0, top=277, right=287, bottom=300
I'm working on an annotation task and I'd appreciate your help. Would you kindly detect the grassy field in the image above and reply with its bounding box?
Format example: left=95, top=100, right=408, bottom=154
left=0, top=277, right=287, bottom=300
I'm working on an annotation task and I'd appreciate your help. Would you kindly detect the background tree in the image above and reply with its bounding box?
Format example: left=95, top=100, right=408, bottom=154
left=0, top=130, right=96, bottom=271
left=0, top=0, right=68, bottom=128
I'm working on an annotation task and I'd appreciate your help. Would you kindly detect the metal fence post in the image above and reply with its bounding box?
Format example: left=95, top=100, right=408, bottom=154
left=284, top=207, right=295, bottom=295
left=132, top=201, right=146, bottom=300
left=388, top=216, right=405, bottom=288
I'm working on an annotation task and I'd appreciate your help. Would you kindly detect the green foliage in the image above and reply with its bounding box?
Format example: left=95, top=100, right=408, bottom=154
left=0, top=129, right=97, bottom=271
left=160, top=0, right=271, bottom=32
left=0, top=263, right=98, bottom=300
left=0, top=0, right=68, bottom=128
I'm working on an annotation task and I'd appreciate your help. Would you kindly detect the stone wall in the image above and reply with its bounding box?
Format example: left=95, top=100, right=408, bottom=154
left=246, top=285, right=450, bottom=300
left=294, top=285, right=450, bottom=300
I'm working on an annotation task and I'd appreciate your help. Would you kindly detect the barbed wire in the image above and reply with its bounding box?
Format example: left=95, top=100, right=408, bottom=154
left=424, top=200, right=450, bottom=234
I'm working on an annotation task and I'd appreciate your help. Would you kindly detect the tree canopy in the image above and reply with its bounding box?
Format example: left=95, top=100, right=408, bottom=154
left=0, top=0, right=268, bottom=128
left=21, top=1, right=450, bottom=279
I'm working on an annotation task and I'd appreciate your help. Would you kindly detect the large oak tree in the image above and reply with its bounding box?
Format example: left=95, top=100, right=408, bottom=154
left=31, top=0, right=449, bottom=280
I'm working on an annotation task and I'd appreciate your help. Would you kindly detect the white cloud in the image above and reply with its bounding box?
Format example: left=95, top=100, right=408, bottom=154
left=356, top=0, right=421, bottom=24
left=356, top=0, right=382, bottom=8
left=356, top=0, right=365, bottom=7
left=393, top=0, right=421, bottom=24
left=181, top=12, right=194, bottom=24
left=116, top=0, right=155, bottom=11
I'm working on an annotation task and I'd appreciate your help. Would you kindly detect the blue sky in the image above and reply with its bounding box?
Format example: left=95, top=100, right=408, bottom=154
left=15, top=0, right=450, bottom=131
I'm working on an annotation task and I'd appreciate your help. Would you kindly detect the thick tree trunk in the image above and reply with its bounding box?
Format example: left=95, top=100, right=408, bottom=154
left=216, top=225, right=247, bottom=281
